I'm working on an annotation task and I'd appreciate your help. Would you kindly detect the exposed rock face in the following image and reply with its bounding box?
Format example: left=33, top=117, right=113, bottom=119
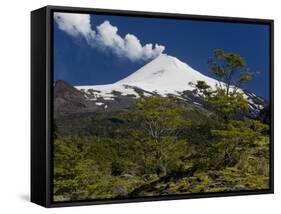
left=54, top=80, right=89, bottom=116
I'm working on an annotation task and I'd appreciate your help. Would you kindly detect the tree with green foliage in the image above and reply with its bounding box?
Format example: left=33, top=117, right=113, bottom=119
left=194, top=49, right=269, bottom=171
left=53, top=136, right=141, bottom=200
left=195, top=49, right=253, bottom=122
left=211, top=119, right=269, bottom=167
left=208, top=49, right=253, bottom=96
left=207, top=88, right=248, bottom=122
left=53, top=137, right=96, bottom=200
left=195, top=81, right=249, bottom=122
left=125, top=96, right=190, bottom=176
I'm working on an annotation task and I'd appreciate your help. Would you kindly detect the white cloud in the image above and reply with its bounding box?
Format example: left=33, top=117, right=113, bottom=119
left=54, top=13, right=95, bottom=39
left=54, top=12, right=165, bottom=61
left=96, top=20, right=125, bottom=55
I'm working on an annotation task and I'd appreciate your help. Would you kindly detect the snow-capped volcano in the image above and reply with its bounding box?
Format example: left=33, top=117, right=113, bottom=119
left=116, top=54, right=219, bottom=93
left=75, top=54, right=220, bottom=99
left=74, top=54, right=265, bottom=114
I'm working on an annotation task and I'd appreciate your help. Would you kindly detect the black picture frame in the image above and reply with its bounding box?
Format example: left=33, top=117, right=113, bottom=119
left=31, top=5, right=274, bottom=208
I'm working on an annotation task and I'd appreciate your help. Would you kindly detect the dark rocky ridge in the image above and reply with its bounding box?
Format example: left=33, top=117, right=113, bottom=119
left=53, top=80, right=269, bottom=136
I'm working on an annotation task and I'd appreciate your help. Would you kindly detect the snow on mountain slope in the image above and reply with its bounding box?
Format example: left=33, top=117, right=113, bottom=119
left=116, top=54, right=219, bottom=93
left=74, top=54, right=264, bottom=113
left=75, top=54, right=220, bottom=99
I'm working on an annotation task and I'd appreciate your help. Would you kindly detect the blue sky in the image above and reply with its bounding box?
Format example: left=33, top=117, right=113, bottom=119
left=53, top=13, right=270, bottom=99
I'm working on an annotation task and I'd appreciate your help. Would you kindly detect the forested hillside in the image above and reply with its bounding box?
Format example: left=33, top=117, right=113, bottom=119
left=53, top=50, right=270, bottom=201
